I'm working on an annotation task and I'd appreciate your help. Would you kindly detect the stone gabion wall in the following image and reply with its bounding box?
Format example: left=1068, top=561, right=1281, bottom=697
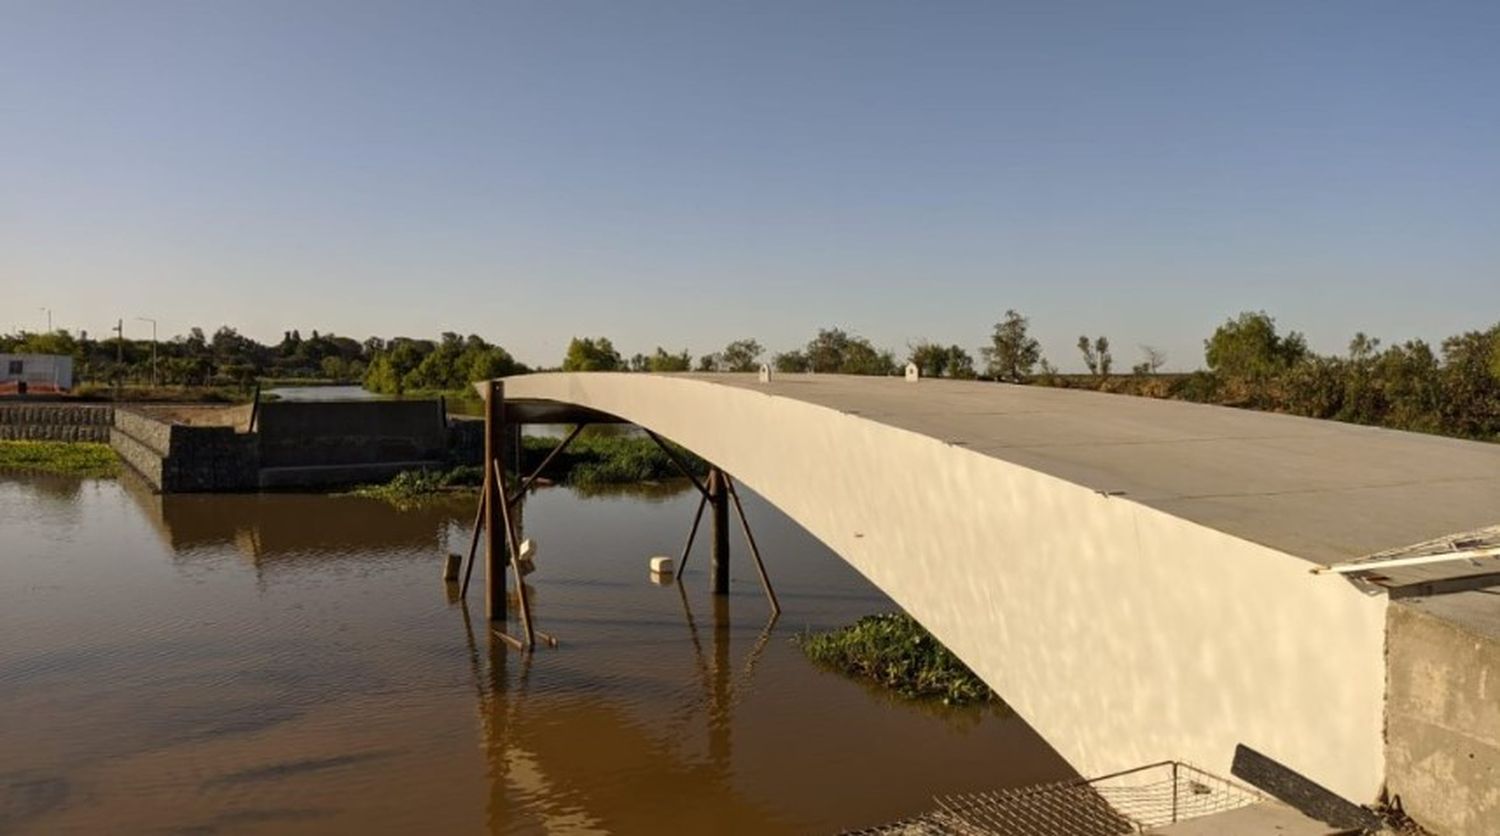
left=111, top=408, right=258, bottom=492
left=110, top=426, right=165, bottom=487
left=0, top=404, right=114, bottom=442
left=113, top=409, right=173, bottom=455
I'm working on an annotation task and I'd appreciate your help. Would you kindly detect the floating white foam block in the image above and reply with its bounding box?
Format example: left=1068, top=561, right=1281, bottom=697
left=514, top=539, right=537, bottom=576
left=649, top=555, right=674, bottom=575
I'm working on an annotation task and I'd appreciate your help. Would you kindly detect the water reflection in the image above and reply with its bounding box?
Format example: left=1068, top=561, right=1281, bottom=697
left=1, top=472, right=1074, bottom=834
left=460, top=588, right=793, bottom=834
left=122, top=474, right=468, bottom=563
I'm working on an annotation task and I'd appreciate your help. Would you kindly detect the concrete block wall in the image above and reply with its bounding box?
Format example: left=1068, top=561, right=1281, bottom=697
left=0, top=404, right=114, bottom=442
left=447, top=416, right=484, bottom=465
left=1386, top=597, right=1500, bottom=836
left=159, top=426, right=258, bottom=492
left=255, top=400, right=447, bottom=468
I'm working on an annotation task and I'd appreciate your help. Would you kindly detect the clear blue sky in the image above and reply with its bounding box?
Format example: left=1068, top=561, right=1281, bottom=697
left=3, top=1, right=1497, bottom=371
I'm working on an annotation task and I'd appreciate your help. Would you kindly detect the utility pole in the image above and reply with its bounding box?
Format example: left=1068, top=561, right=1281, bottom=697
left=113, top=319, right=124, bottom=398
left=136, top=317, right=158, bottom=387
left=38, top=307, right=51, bottom=332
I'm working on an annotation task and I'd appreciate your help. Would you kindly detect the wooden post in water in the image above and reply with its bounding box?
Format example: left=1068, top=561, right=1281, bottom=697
left=708, top=468, right=730, bottom=595
left=484, top=380, right=508, bottom=621
left=508, top=422, right=522, bottom=479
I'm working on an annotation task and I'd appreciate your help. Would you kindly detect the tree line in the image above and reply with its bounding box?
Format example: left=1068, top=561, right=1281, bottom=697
left=0, top=326, right=524, bottom=393
left=562, top=311, right=1500, bottom=442
left=7, top=312, right=1498, bottom=442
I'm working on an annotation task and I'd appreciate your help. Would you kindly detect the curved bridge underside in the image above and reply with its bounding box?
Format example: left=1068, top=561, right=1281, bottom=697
left=495, top=372, right=1500, bottom=803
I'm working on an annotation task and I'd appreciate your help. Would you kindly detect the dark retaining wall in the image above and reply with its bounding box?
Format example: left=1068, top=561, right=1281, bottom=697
left=0, top=404, right=113, bottom=442
left=256, top=400, right=448, bottom=468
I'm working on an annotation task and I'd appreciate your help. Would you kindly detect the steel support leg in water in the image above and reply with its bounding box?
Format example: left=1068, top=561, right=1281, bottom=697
left=483, top=380, right=508, bottom=622
left=708, top=468, right=730, bottom=596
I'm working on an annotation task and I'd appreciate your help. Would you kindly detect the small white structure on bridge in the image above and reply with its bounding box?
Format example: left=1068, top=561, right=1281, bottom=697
left=0, top=353, right=74, bottom=393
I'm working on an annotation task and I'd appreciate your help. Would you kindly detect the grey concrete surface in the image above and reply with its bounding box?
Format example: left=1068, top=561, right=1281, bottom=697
left=689, top=374, right=1500, bottom=565
left=1145, top=802, right=1353, bottom=835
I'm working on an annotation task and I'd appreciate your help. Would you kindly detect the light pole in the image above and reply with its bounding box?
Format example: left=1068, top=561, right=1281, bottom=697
left=136, top=317, right=158, bottom=387
left=38, top=307, right=51, bottom=332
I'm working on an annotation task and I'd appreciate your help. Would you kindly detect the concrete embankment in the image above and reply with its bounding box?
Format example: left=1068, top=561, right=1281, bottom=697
left=0, top=403, right=114, bottom=442
left=1385, top=591, right=1500, bottom=835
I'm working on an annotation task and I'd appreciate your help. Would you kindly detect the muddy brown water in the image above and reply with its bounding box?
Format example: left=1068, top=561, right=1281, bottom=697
left=0, top=469, right=1072, bottom=834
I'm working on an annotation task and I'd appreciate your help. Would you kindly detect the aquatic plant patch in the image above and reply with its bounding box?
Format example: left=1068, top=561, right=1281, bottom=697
left=0, top=441, right=121, bottom=477
left=796, top=612, right=995, bottom=706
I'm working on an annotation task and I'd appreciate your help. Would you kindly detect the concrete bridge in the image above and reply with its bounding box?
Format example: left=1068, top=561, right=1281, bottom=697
left=487, top=372, right=1500, bottom=830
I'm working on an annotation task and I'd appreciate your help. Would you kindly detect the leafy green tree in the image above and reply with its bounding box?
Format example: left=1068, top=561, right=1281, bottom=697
left=982, top=310, right=1041, bottom=382
left=908, top=341, right=975, bottom=379
left=1077, top=336, right=1098, bottom=375
left=1077, top=335, right=1112, bottom=376
left=562, top=337, right=623, bottom=372
left=696, top=353, right=719, bottom=372
left=1439, top=325, right=1500, bottom=439
left=646, top=347, right=692, bottom=372
left=1204, top=312, right=1308, bottom=381
left=773, top=350, right=809, bottom=373
left=799, top=328, right=896, bottom=375
left=718, top=339, right=764, bottom=372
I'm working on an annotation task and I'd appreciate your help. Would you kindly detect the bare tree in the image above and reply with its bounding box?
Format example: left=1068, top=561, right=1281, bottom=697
left=1139, top=344, right=1167, bottom=374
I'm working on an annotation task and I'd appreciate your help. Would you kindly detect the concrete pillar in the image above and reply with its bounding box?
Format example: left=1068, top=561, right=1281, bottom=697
left=708, top=468, right=729, bottom=595
left=484, top=380, right=507, bottom=621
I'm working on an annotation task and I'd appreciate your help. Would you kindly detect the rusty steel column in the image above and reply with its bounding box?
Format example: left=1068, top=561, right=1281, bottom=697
left=484, top=380, right=508, bottom=621
left=708, top=468, right=730, bottom=595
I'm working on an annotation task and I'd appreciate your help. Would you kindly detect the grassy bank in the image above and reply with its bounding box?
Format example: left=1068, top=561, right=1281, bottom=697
left=0, top=441, right=120, bottom=477
left=72, top=383, right=253, bottom=403
left=521, top=431, right=706, bottom=488
left=348, top=429, right=705, bottom=506
left=797, top=612, right=995, bottom=706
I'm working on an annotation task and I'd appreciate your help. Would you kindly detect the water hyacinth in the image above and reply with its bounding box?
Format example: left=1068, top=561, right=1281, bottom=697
left=796, top=612, right=995, bottom=706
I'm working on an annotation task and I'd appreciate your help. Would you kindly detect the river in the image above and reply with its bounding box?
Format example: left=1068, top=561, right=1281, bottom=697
left=0, top=468, right=1071, bottom=834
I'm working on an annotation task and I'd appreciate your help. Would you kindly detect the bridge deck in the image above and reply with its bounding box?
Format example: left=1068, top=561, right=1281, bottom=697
left=663, top=373, right=1500, bottom=566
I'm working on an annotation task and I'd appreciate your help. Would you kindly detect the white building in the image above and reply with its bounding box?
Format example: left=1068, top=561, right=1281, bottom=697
left=0, top=354, right=74, bottom=393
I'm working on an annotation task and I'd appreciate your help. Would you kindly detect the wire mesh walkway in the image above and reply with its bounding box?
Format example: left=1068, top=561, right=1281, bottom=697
left=844, top=762, right=1263, bottom=836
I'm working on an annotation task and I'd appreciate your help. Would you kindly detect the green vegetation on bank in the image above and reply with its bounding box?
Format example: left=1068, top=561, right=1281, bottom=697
left=348, top=430, right=705, bottom=505
left=797, top=613, right=995, bottom=706
left=0, top=441, right=120, bottom=477
left=345, top=467, right=481, bottom=507
left=72, top=383, right=253, bottom=403
left=521, top=431, right=706, bottom=488
left=1035, top=314, right=1500, bottom=442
